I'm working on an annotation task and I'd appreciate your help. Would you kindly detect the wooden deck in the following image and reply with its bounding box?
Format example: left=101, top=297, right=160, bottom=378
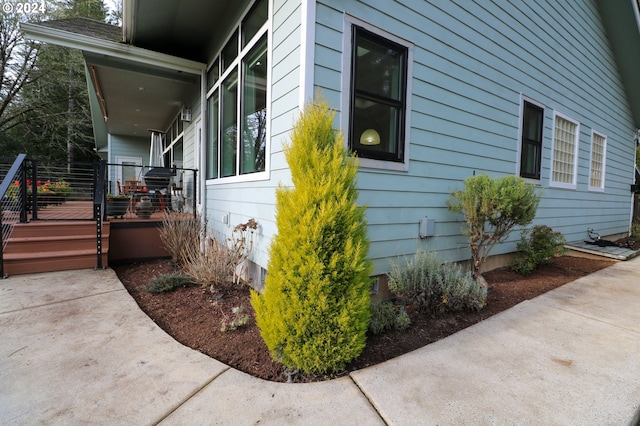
left=24, top=200, right=169, bottom=223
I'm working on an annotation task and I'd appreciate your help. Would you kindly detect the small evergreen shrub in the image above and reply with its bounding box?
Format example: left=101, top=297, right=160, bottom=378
left=220, top=306, right=250, bottom=332
left=447, top=174, right=540, bottom=282
left=632, top=222, right=640, bottom=239
left=388, top=250, right=487, bottom=313
left=369, top=300, right=411, bottom=335
left=510, top=225, right=567, bottom=275
left=145, top=274, right=195, bottom=293
left=251, top=99, right=373, bottom=375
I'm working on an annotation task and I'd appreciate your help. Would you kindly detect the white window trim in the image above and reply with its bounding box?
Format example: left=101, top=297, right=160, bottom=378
left=299, top=0, right=316, bottom=109
left=588, top=129, right=607, bottom=192
left=205, top=0, right=272, bottom=185
left=341, top=14, right=413, bottom=172
left=516, top=94, right=545, bottom=183
left=549, top=111, right=580, bottom=190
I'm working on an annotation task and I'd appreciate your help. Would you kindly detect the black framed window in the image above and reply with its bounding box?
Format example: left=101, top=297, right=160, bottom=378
left=350, top=26, right=408, bottom=162
left=520, top=101, right=544, bottom=179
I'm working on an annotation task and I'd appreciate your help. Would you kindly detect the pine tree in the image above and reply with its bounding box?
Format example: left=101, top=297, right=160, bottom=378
left=251, top=100, right=373, bottom=375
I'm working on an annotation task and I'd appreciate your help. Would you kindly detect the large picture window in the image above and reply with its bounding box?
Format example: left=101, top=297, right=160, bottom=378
left=349, top=26, right=408, bottom=162
left=550, top=113, right=580, bottom=189
left=519, top=100, right=544, bottom=180
left=206, top=0, right=268, bottom=180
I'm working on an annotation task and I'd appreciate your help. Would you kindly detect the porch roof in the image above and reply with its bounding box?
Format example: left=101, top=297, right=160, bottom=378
left=22, top=18, right=205, bottom=152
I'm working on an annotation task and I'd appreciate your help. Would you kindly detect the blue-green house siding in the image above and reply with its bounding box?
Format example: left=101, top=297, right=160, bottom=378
left=314, top=0, right=636, bottom=273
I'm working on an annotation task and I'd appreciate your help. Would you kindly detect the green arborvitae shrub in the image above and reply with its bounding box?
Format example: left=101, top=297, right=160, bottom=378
left=388, top=250, right=487, bottom=313
left=250, top=99, right=373, bottom=375
left=369, top=300, right=411, bottom=335
left=447, top=174, right=540, bottom=282
left=510, top=225, right=567, bottom=275
left=145, top=274, right=196, bottom=293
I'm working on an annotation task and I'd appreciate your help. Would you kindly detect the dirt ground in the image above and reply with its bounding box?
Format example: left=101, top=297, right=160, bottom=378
left=114, top=255, right=615, bottom=383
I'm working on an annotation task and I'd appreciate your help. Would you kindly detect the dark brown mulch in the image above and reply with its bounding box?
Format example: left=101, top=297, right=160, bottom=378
left=113, top=255, right=615, bottom=383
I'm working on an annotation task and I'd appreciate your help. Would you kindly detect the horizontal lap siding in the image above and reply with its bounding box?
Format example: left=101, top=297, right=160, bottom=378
left=204, top=0, right=302, bottom=269
left=110, top=135, right=149, bottom=162
left=316, top=0, right=635, bottom=273
left=181, top=101, right=200, bottom=171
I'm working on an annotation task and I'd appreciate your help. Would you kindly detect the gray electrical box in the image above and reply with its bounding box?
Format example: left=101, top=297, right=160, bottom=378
left=419, top=217, right=436, bottom=238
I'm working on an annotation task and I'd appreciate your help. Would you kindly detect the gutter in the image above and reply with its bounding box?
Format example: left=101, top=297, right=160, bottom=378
left=21, top=22, right=205, bottom=75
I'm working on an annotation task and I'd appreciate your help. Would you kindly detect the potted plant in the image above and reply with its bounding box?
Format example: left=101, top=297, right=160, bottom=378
left=135, top=195, right=153, bottom=219
left=106, top=194, right=130, bottom=218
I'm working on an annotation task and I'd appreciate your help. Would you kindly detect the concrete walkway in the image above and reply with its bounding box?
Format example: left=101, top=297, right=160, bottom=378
left=1, top=259, right=639, bottom=425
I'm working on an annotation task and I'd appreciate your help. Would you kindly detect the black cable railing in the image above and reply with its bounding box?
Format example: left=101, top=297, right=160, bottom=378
left=104, top=163, right=198, bottom=219
left=1, top=156, right=199, bottom=276
left=0, top=154, right=28, bottom=278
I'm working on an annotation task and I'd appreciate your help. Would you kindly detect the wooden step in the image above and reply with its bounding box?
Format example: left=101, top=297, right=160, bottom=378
left=4, top=234, right=110, bottom=254
left=2, top=221, right=110, bottom=276
left=3, top=249, right=109, bottom=275
left=9, top=221, right=105, bottom=238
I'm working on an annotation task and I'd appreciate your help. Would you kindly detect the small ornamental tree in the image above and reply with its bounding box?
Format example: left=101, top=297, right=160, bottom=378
left=447, top=174, right=540, bottom=283
left=250, top=100, right=373, bottom=375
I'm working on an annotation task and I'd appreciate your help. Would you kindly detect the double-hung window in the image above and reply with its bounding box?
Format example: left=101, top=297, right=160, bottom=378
left=206, top=0, right=268, bottom=180
left=550, top=113, right=580, bottom=189
left=349, top=25, right=408, bottom=163
left=589, top=130, right=606, bottom=191
left=519, top=100, right=544, bottom=180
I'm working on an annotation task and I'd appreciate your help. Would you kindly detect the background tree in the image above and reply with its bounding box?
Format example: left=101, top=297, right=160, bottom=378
left=0, top=0, right=107, bottom=164
left=251, top=100, right=373, bottom=377
left=0, top=5, right=42, bottom=136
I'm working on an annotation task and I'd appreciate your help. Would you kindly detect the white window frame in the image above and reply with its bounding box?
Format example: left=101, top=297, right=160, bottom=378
left=205, top=0, right=271, bottom=185
left=341, top=14, right=413, bottom=172
left=516, top=95, right=545, bottom=182
left=588, top=129, right=607, bottom=192
left=550, top=111, right=580, bottom=189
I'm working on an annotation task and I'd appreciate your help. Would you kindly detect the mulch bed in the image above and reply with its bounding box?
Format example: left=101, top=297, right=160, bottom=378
left=114, top=255, right=615, bottom=382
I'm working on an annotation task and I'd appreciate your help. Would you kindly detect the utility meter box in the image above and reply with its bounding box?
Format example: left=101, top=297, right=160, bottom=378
left=419, top=217, right=436, bottom=238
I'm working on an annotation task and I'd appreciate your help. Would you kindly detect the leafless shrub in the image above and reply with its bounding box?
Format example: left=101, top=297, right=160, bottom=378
left=182, top=218, right=258, bottom=290
left=159, top=211, right=204, bottom=266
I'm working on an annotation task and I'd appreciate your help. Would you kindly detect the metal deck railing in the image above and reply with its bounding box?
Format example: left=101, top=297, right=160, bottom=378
left=1, top=156, right=198, bottom=276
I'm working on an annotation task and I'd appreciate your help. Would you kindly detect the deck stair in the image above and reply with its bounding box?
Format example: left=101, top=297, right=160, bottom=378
left=2, top=221, right=109, bottom=276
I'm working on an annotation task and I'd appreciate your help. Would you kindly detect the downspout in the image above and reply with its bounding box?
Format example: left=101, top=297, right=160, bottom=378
left=632, top=129, right=640, bottom=233
left=122, top=0, right=135, bottom=43
left=200, top=67, right=207, bottom=223
left=299, top=0, right=316, bottom=110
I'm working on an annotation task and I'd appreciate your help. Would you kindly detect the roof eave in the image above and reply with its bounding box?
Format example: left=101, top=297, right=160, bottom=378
left=21, top=21, right=205, bottom=75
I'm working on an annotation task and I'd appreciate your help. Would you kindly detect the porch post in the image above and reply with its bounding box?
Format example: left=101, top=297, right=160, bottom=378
left=192, top=169, right=198, bottom=219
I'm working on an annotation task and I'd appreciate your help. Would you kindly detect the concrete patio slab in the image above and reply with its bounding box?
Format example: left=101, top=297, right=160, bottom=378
left=0, top=270, right=228, bottom=425
left=1, top=258, right=639, bottom=425
left=567, top=240, right=640, bottom=260
left=350, top=263, right=640, bottom=426
left=0, top=268, right=123, bottom=313
left=540, top=261, right=640, bottom=334
left=160, top=370, right=384, bottom=425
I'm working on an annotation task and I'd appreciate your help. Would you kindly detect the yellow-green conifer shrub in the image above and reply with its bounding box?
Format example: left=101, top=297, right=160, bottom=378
left=250, top=100, right=373, bottom=375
